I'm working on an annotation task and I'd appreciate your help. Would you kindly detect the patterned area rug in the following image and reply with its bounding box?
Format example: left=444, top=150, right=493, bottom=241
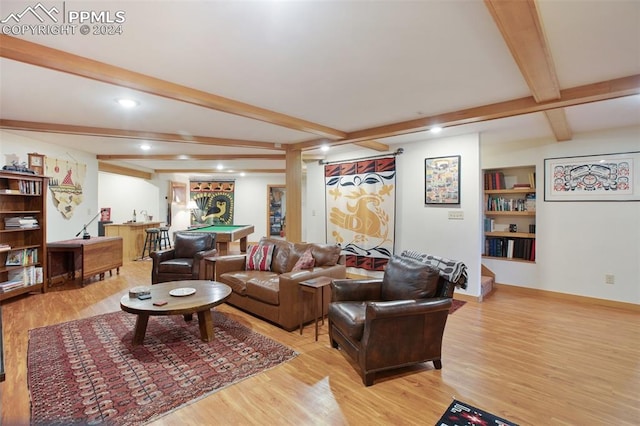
left=436, top=399, right=519, bottom=425
left=28, top=310, right=297, bottom=425
left=449, top=299, right=466, bottom=314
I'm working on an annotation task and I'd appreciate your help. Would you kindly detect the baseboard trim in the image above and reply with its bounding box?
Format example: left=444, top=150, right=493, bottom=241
left=453, top=293, right=477, bottom=303
left=494, top=283, right=640, bottom=312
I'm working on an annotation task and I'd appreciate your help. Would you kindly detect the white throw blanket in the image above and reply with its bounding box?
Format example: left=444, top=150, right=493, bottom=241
left=400, top=250, right=468, bottom=289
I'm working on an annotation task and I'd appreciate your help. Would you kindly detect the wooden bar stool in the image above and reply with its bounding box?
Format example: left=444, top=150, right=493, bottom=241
left=158, top=226, right=172, bottom=249
left=140, top=228, right=160, bottom=259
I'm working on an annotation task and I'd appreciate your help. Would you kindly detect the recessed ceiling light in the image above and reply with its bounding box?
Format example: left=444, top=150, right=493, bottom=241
left=116, top=98, right=139, bottom=108
left=140, top=144, right=150, bottom=150
left=430, top=126, right=443, bottom=134
left=240, top=172, right=246, bottom=177
left=216, top=164, right=224, bottom=170
left=321, top=145, right=330, bottom=152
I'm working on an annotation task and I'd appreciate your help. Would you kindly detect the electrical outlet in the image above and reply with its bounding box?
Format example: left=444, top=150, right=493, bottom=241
left=604, top=274, right=615, bottom=285
left=448, top=211, right=464, bottom=220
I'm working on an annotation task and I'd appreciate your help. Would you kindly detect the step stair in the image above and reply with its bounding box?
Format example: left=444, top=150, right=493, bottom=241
left=480, top=275, right=494, bottom=302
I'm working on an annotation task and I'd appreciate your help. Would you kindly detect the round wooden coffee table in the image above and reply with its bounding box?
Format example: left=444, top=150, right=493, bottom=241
left=120, top=280, right=231, bottom=345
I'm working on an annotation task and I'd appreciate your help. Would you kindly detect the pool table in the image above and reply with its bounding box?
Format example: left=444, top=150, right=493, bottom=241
left=185, top=224, right=255, bottom=255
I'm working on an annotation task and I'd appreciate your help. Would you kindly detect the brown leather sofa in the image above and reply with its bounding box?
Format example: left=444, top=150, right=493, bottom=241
left=151, top=232, right=218, bottom=284
left=214, top=237, right=346, bottom=331
left=328, top=254, right=465, bottom=386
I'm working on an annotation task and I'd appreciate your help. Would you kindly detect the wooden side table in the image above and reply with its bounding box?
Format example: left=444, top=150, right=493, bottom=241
left=202, top=256, right=217, bottom=280
left=299, top=276, right=333, bottom=341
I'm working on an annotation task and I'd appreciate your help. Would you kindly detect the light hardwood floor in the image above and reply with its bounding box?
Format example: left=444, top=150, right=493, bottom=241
left=1, top=259, right=638, bottom=425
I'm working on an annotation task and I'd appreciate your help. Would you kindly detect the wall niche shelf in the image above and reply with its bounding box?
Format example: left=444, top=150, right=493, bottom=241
left=483, top=166, right=536, bottom=263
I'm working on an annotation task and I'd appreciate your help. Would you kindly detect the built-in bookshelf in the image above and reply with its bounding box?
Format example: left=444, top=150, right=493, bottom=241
left=483, top=166, right=536, bottom=263
left=0, top=171, right=48, bottom=301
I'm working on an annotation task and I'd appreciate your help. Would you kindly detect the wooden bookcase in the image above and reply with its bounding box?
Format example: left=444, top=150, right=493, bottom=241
left=0, top=305, right=4, bottom=382
left=483, top=166, right=536, bottom=263
left=0, top=171, right=48, bottom=302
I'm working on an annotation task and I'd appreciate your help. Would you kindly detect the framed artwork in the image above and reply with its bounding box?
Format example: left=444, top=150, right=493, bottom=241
left=5, top=250, right=23, bottom=266
left=425, top=155, right=460, bottom=205
left=544, top=151, right=640, bottom=201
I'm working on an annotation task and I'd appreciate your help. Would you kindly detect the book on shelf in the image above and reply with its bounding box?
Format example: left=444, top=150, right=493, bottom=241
left=15, top=180, right=41, bottom=195
left=484, top=171, right=506, bottom=190
left=484, top=170, right=536, bottom=190
left=487, top=196, right=528, bottom=212
left=485, top=237, right=535, bottom=261
left=3, top=266, right=39, bottom=287
left=525, top=193, right=536, bottom=211
left=0, top=244, right=11, bottom=253
left=4, top=248, right=38, bottom=266
left=0, top=279, right=24, bottom=292
left=506, top=239, right=515, bottom=259
left=484, top=218, right=495, bottom=232
left=4, top=216, right=39, bottom=228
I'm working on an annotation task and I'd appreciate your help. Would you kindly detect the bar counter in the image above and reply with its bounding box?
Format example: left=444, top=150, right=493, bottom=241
left=104, top=221, right=162, bottom=261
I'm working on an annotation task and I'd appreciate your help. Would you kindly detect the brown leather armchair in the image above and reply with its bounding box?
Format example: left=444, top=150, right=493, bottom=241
left=151, top=232, right=217, bottom=284
left=328, top=255, right=459, bottom=386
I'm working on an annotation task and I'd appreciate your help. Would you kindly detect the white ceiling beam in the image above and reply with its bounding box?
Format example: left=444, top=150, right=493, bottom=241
left=309, top=74, right=639, bottom=147
left=0, top=35, right=347, bottom=140
left=0, top=120, right=283, bottom=150
left=484, top=0, right=572, bottom=141
left=544, top=109, right=573, bottom=141
left=97, top=154, right=286, bottom=161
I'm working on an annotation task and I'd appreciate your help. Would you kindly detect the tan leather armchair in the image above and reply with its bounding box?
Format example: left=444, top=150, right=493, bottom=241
left=328, top=255, right=460, bottom=386
left=151, top=232, right=217, bottom=284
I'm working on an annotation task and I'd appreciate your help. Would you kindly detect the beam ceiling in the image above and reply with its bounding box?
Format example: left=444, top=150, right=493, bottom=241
left=2, top=3, right=640, bottom=173
left=0, top=35, right=346, bottom=140
left=484, top=0, right=572, bottom=141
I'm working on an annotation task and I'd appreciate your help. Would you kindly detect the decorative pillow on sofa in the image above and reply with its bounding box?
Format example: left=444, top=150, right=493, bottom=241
left=292, top=248, right=315, bottom=271
left=246, top=244, right=275, bottom=271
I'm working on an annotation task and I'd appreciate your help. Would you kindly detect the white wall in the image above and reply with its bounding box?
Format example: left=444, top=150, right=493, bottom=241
left=98, top=172, right=160, bottom=225
left=482, top=126, right=640, bottom=304
left=3, top=126, right=638, bottom=305
left=304, top=133, right=483, bottom=298
left=305, top=161, right=327, bottom=244
left=98, top=172, right=285, bottom=243
left=233, top=175, right=285, bottom=241
left=0, top=131, right=282, bottom=246
left=0, top=130, right=99, bottom=242
left=396, top=134, right=482, bottom=298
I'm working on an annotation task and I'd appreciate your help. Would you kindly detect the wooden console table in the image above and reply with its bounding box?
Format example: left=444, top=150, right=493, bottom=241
left=47, top=236, right=123, bottom=287
left=104, top=222, right=161, bottom=261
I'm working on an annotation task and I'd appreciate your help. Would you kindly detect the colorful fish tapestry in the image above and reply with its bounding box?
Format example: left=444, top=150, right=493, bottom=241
left=325, top=157, right=396, bottom=271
